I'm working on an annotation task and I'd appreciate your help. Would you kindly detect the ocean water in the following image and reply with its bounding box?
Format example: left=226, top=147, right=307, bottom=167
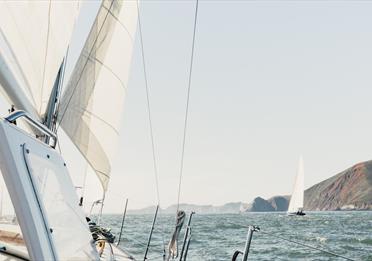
left=101, top=212, right=372, bottom=261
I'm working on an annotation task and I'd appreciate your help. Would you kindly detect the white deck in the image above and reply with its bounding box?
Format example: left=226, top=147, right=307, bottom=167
left=0, top=222, right=136, bottom=261
left=100, top=243, right=136, bottom=261
left=0, top=222, right=28, bottom=260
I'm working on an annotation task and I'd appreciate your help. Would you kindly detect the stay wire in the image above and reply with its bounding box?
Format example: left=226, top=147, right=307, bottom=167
left=136, top=0, right=166, bottom=256
left=176, top=0, right=199, bottom=212
left=136, top=0, right=161, bottom=209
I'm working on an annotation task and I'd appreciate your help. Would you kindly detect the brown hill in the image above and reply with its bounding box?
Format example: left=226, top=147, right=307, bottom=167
left=243, top=160, right=372, bottom=212
left=304, top=160, right=372, bottom=210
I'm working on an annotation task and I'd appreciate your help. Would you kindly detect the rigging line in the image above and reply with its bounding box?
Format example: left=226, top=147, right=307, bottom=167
left=136, top=0, right=161, bottom=208
left=136, top=0, right=166, bottom=255
left=176, top=0, right=199, bottom=212
left=40, top=0, right=52, bottom=114
left=80, top=162, right=89, bottom=205
left=227, top=221, right=356, bottom=261
left=259, top=230, right=356, bottom=261
left=56, top=0, right=115, bottom=132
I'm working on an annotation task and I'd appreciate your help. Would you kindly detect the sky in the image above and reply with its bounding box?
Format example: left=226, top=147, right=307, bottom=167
left=2, top=0, right=372, bottom=213
left=99, top=0, right=372, bottom=212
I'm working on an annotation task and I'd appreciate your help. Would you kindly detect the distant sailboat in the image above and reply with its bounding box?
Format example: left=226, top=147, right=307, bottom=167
left=287, top=156, right=306, bottom=216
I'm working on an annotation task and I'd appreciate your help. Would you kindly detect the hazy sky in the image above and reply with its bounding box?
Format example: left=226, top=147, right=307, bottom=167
left=3, top=0, right=372, bottom=213
left=99, top=0, right=372, bottom=212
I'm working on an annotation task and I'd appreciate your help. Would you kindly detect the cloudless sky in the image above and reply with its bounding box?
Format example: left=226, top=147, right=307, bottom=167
left=3, top=0, right=372, bottom=213
left=99, top=0, right=372, bottom=212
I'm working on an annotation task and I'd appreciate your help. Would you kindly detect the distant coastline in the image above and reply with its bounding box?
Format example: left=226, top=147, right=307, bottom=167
left=126, top=159, right=372, bottom=214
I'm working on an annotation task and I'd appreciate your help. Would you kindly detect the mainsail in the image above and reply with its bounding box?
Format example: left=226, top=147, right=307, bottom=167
left=0, top=1, right=80, bottom=117
left=287, top=156, right=305, bottom=213
left=58, top=0, right=138, bottom=191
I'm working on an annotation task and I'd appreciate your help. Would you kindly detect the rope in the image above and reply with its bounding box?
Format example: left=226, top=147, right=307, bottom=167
left=226, top=222, right=355, bottom=261
left=136, top=0, right=166, bottom=256
left=176, top=0, right=199, bottom=213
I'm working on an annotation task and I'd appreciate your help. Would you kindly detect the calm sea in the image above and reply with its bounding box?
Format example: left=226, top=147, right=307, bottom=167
left=101, top=212, right=372, bottom=260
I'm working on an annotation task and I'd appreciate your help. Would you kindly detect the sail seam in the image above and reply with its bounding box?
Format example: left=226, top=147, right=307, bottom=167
left=57, top=0, right=115, bottom=129
left=85, top=54, right=127, bottom=90
left=102, top=5, right=134, bottom=42
left=69, top=105, right=120, bottom=135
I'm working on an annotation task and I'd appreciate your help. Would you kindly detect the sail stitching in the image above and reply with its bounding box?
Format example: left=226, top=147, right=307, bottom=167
left=86, top=55, right=127, bottom=90
left=57, top=0, right=115, bottom=129
left=70, top=105, right=120, bottom=135
left=101, top=5, right=135, bottom=42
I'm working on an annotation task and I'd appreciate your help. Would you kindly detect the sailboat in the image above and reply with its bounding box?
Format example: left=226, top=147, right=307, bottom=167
left=0, top=0, right=139, bottom=259
left=287, top=156, right=306, bottom=216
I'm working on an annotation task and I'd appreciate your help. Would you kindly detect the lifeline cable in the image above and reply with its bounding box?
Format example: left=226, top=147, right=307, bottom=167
left=259, top=230, right=356, bottom=261
left=227, top=221, right=356, bottom=261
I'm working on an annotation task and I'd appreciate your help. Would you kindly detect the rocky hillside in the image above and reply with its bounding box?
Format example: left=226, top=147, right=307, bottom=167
left=128, top=161, right=372, bottom=214
left=304, top=160, right=372, bottom=210
left=241, top=196, right=289, bottom=212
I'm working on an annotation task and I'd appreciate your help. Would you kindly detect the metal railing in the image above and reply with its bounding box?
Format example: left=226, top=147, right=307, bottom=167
left=5, top=110, right=57, bottom=148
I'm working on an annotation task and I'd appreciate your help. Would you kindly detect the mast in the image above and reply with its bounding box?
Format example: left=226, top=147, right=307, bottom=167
left=43, top=58, right=66, bottom=136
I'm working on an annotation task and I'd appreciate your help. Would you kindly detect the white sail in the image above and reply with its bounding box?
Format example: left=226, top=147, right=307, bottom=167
left=0, top=1, right=80, bottom=116
left=58, top=0, right=138, bottom=191
left=287, top=156, right=305, bottom=213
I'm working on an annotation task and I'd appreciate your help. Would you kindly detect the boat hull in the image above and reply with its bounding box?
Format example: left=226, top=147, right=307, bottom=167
left=287, top=212, right=306, bottom=216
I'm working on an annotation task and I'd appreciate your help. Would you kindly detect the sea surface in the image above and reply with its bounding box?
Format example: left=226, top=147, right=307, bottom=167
left=101, top=212, right=372, bottom=261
